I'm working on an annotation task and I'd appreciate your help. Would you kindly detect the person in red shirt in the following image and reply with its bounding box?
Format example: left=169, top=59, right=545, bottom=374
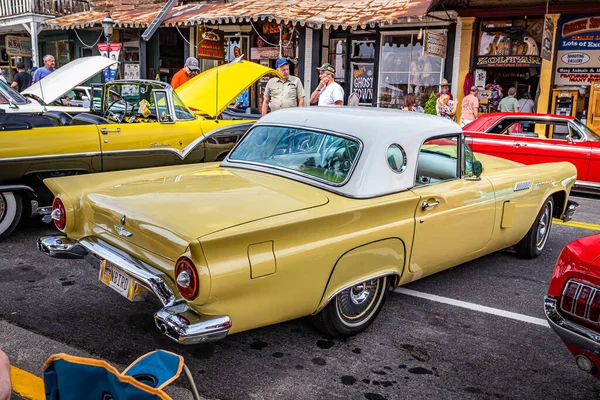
left=170, top=57, right=200, bottom=89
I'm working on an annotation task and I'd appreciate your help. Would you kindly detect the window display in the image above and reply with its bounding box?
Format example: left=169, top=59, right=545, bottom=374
left=378, top=33, right=443, bottom=109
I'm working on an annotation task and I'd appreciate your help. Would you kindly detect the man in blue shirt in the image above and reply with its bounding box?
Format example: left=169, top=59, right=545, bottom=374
left=32, top=54, right=56, bottom=83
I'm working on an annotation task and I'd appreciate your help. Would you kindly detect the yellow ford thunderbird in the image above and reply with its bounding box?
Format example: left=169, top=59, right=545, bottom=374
left=0, top=56, right=277, bottom=241
left=38, top=108, right=579, bottom=344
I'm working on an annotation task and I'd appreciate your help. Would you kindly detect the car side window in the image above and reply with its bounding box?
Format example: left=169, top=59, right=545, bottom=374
left=415, top=135, right=459, bottom=186
left=489, top=119, right=521, bottom=134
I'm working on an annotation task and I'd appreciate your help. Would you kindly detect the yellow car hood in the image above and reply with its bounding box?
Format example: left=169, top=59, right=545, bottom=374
left=175, top=59, right=279, bottom=118
left=82, top=165, right=328, bottom=259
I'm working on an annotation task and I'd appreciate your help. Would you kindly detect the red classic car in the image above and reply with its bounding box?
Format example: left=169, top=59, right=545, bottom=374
left=464, top=113, right=600, bottom=192
left=545, top=233, right=600, bottom=377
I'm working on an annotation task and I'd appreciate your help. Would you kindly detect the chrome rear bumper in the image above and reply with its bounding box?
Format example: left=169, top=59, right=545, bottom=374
left=38, top=235, right=231, bottom=344
left=562, top=200, right=580, bottom=222
left=544, top=296, right=600, bottom=356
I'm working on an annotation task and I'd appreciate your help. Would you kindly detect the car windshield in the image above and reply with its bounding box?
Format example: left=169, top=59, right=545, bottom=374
left=0, top=79, right=28, bottom=104
left=172, top=91, right=195, bottom=120
left=573, top=119, right=600, bottom=142
left=228, top=126, right=360, bottom=184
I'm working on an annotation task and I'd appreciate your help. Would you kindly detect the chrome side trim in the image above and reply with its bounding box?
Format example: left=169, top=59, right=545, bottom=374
left=545, top=296, right=600, bottom=356
left=102, top=122, right=254, bottom=161
left=0, top=152, right=101, bottom=163
left=0, top=184, right=35, bottom=193
left=155, top=302, right=231, bottom=345
left=574, top=180, right=600, bottom=190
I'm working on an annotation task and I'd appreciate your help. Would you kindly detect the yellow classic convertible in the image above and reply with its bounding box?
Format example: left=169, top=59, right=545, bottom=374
left=38, top=108, right=579, bottom=344
left=0, top=56, right=277, bottom=240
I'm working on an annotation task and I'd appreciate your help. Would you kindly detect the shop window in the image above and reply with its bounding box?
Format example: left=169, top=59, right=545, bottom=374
left=378, top=33, right=443, bottom=110
left=328, top=39, right=346, bottom=83
left=45, top=40, right=72, bottom=68
left=352, top=40, right=375, bottom=59
left=225, top=36, right=249, bottom=62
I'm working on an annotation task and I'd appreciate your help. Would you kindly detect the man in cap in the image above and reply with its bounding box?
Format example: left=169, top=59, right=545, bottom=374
left=436, top=78, right=453, bottom=100
left=11, top=62, right=32, bottom=92
left=262, top=57, right=305, bottom=115
left=171, top=57, right=200, bottom=89
left=310, top=63, right=344, bottom=106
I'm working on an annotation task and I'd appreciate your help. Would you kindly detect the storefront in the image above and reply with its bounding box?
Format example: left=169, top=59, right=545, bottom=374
left=472, top=18, right=544, bottom=113
left=553, top=15, right=600, bottom=132
left=325, top=26, right=453, bottom=109
left=0, top=35, right=33, bottom=82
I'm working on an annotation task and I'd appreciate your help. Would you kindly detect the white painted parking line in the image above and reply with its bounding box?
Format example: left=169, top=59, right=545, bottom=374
left=394, top=287, right=549, bottom=328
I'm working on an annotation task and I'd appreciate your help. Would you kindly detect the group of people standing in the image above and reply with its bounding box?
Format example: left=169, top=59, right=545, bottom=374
left=6, top=54, right=56, bottom=93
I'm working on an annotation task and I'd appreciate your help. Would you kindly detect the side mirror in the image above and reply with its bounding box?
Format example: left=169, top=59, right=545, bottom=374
left=81, top=96, right=89, bottom=101
left=473, top=160, right=483, bottom=177
left=8, top=99, right=18, bottom=109
left=567, top=136, right=575, bottom=144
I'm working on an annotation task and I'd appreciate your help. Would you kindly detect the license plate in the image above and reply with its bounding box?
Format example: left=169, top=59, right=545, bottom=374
left=99, top=260, right=135, bottom=300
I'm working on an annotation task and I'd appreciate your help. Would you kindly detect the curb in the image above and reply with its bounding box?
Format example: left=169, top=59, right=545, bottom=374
left=10, top=366, right=44, bottom=400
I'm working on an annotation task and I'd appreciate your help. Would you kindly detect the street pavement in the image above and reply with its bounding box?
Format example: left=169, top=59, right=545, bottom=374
left=1, top=194, right=600, bottom=399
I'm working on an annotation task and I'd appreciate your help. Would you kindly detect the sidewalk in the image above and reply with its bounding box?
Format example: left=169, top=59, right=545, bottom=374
left=1, top=320, right=200, bottom=400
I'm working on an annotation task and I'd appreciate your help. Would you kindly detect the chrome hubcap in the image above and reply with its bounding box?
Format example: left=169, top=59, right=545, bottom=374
left=338, top=278, right=380, bottom=320
left=350, top=281, right=373, bottom=305
left=536, top=203, right=551, bottom=247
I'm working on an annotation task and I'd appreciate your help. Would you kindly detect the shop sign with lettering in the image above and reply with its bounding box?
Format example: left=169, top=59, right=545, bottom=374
left=423, top=32, right=447, bottom=59
left=5, top=35, right=32, bottom=57
left=555, top=15, right=600, bottom=85
left=476, top=55, right=542, bottom=68
left=197, top=28, right=225, bottom=60
left=350, top=63, right=374, bottom=105
left=250, top=43, right=294, bottom=60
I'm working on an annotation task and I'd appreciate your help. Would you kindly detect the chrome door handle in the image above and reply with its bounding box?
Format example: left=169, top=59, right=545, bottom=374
left=100, top=128, right=121, bottom=134
left=515, top=142, right=527, bottom=147
left=421, top=200, right=440, bottom=211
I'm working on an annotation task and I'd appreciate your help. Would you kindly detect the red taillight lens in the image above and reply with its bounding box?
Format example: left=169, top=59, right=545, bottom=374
left=52, top=198, right=66, bottom=230
left=562, top=282, right=579, bottom=313
left=175, top=257, right=199, bottom=301
left=589, top=292, right=600, bottom=322
left=576, top=286, right=592, bottom=317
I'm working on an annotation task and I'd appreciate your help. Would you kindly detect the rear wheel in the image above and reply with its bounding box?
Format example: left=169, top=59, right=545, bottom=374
left=0, top=192, right=23, bottom=241
left=515, top=196, right=553, bottom=259
left=312, top=276, right=388, bottom=337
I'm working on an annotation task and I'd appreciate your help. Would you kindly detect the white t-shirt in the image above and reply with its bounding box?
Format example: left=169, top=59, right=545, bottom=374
left=318, top=82, right=344, bottom=106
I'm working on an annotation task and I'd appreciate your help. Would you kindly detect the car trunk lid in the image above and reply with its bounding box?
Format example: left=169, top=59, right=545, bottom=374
left=84, top=166, right=329, bottom=260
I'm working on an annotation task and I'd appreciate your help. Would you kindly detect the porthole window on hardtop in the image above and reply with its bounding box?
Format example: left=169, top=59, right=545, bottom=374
left=415, top=136, right=459, bottom=186
left=387, top=144, right=407, bottom=173
left=229, top=126, right=360, bottom=184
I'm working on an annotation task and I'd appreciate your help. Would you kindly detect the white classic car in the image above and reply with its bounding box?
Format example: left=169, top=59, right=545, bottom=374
left=1, top=57, right=114, bottom=114
left=39, top=108, right=579, bottom=344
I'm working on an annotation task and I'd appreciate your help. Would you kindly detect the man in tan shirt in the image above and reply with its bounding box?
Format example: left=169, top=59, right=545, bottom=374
left=262, top=57, right=305, bottom=115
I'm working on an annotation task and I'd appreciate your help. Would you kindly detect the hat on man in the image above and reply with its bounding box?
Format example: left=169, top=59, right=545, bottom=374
left=275, top=57, right=289, bottom=68
left=185, top=57, right=200, bottom=71
left=316, top=63, right=335, bottom=74
left=28, top=66, right=37, bottom=74
left=16, top=62, right=25, bottom=70
left=470, top=86, right=478, bottom=93
left=440, top=78, right=451, bottom=87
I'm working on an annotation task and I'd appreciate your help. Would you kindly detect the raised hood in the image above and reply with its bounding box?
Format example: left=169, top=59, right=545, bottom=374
left=22, top=56, right=116, bottom=104
left=175, top=58, right=279, bottom=118
left=80, top=165, right=328, bottom=260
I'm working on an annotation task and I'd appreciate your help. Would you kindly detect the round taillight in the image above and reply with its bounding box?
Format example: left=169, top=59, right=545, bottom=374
left=52, top=198, right=66, bottom=230
left=175, top=257, right=199, bottom=301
